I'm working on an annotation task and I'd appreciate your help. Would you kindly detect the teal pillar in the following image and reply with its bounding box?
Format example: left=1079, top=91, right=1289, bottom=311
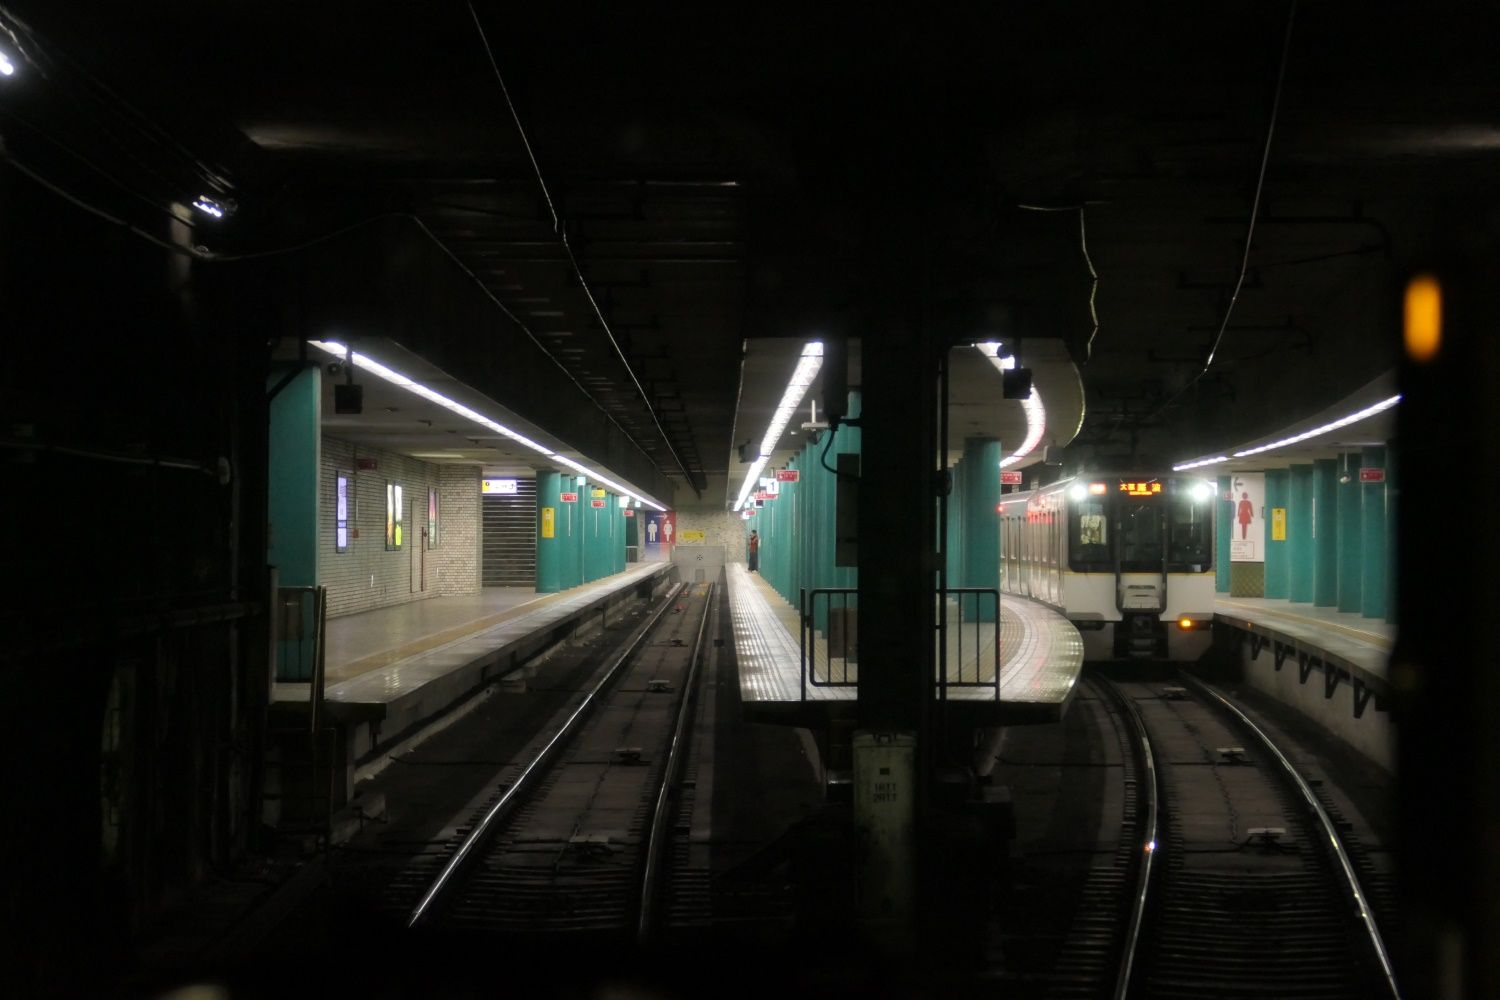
left=267, top=365, right=320, bottom=588
left=1312, top=459, right=1339, bottom=607
left=267, top=365, right=320, bottom=682
left=1385, top=449, right=1397, bottom=625
left=558, top=476, right=584, bottom=589
left=584, top=491, right=601, bottom=583
left=1360, top=446, right=1388, bottom=619
left=1215, top=474, right=1232, bottom=594
left=960, top=438, right=1001, bottom=620
left=1336, top=453, right=1363, bottom=612
left=1288, top=464, right=1314, bottom=603
left=1264, top=469, right=1290, bottom=599
left=625, top=506, right=639, bottom=564
left=536, top=471, right=563, bottom=592
left=615, top=497, right=625, bottom=574
left=945, top=459, right=964, bottom=588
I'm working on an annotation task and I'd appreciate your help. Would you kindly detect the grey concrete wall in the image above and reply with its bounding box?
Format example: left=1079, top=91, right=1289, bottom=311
left=1235, top=645, right=1394, bottom=774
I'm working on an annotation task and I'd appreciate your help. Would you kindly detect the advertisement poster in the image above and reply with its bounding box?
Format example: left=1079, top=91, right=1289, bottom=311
left=643, top=511, right=676, bottom=561
left=1229, top=472, right=1265, bottom=562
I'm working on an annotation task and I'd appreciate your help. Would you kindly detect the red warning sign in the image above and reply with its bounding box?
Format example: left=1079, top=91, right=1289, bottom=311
left=624, top=509, right=635, bottom=517
left=1358, top=467, right=1386, bottom=483
left=1000, top=471, right=1023, bottom=486
left=776, top=469, right=800, bottom=482
left=590, top=499, right=606, bottom=508
left=560, top=492, right=578, bottom=503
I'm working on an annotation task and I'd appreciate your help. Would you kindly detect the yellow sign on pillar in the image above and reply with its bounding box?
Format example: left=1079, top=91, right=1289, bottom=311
left=1271, top=507, right=1287, bottom=541
left=541, top=507, right=556, bottom=539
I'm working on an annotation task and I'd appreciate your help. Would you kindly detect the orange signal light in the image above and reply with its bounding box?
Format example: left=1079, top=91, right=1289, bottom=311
left=1088, top=482, right=1107, bottom=495
left=1177, top=617, right=1194, bottom=630
left=1404, top=273, right=1442, bottom=363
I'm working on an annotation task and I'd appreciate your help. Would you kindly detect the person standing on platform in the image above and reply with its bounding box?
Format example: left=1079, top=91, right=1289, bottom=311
left=747, top=529, right=760, bottom=572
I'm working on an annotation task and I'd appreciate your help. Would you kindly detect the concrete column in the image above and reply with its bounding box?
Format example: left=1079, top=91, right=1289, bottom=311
left=1360, top=445, right=1388, bottom=619
left=945, top=458, right=964, bottom=589
left=267, top=364, right=321, bottom=682
left=1385, top=448, right=1397, bottom=625
left=1287, top=464, right=1314, bottom=603
left=568, top=476, right=588, bottom=588
left=535, top=470, right=563, bottom=593
left=960, top=438, right=1001, bottom=620
left=1312, top=458, right=1339, bottom=607
left=1264, top=469, right=1290, bottom=599
left=1336, top=453, right=1363, bottom=613
left=1215, top=474, right=1232, bottom=594
left=267, top=365, right=321, bottom=589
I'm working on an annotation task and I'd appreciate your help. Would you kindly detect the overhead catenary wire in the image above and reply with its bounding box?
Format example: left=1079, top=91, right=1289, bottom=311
left=0, top=150, right=669, bottom=482
left=1152, top=0, right=1299, bottom=418
left=465, top=0, right=699, bottom=495
left=1018, top=202, right=1101, bottom=364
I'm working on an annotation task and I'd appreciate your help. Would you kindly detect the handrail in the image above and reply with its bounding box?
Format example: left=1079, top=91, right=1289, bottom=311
left=1095, top=676, right=1161, bottom=1000
left=637, top=583, right=715, bottom=943
left=1181, top=673, right=1401, bottom=999
left=408, top=582, right=687, bottom=929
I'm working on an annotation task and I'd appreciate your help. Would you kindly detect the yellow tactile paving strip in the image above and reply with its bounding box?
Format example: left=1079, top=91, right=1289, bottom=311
left=728, top=564, right=1082, bottom=707
left=1216, top=598, right=1394, bottom=651
left=324, top=592, right=561, bottom=685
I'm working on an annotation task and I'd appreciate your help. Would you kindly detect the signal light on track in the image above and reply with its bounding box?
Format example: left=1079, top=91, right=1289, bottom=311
left=1404, top=273, right=1442, bottom=363
left=1177, top=617, right=1194, bottom=630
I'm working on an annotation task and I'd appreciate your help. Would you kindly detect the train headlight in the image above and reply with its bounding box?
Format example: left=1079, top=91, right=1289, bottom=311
left=1190, top=481, right=1213, bottom=503
left=1068, top=483, right=1087, bottom=502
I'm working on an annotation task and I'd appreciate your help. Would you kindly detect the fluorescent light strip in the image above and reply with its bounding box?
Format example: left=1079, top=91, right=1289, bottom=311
left=1171, top=394, right=1401, bottom=470
left=976, top=346, right=1046, bottom=468
left=759, top=343, right=824, bottom=457
left=1172, top=455, right=1230, bottom=471
left=732, top=341, right=823, bottom=510
left=1232, top=395, right=1401, bottom=457
left=307, top=339, right=666, bottom=511
left=732, top=456, right=769, bottom=512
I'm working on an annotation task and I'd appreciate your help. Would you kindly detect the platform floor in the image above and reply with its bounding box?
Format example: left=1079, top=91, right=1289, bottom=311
left=325, top=587, right=547, bottom=685
left=727, top=564, right=1082, bottom=720
left=320, top=563, right=668, bottom=709
left=1214, top=597, right=1392, bottom=680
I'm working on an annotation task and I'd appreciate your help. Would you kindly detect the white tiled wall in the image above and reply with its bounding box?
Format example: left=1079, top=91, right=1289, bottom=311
left=318, top=438, right=481, bottom=617
left=674, top=508, right=748, bottom=563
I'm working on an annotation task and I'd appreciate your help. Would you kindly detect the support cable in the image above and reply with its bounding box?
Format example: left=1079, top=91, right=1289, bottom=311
left=1152, top=0, right=1298, bottom=418
left=465, top=0, right=699, bottom=494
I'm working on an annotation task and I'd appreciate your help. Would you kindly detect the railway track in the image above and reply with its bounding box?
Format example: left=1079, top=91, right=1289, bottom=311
left=397, top=580, right=714, bottom=941
left=1090, top=671, right=1400, bottom=1000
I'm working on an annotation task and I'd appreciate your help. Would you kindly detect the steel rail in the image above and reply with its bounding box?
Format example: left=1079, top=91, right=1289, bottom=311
left=636, top=582, right=715, bottom=944
left=407, top=581, right=686, bottom=929
left=1179, top=672, right=1402, bottom=999
left=1094, top=676, right=1161, bottom=1000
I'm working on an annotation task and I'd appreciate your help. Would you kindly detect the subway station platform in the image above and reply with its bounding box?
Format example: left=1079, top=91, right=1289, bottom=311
left=288, top=563, right=674, bottom=766
left=1212, top=596, right=1394, bottom=721
left=727, top=563, right=1082, bottom=728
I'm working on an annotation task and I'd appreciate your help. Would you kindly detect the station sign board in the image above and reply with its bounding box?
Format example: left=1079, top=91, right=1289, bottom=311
left=482, top=478, right=519, bottom=494
left=1358, top=467, right=1386, bottom=483
left=560, top=492, right=578, bottom=503
left=590, top=499, right=606, bottom=508
left=776, top=469, right=800, bottom=482
left=1000, top=470, right=1023, bottom=486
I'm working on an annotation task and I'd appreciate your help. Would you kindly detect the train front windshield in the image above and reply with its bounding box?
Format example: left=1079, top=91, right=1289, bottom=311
left=1069, top=482, right=1214, bottom=573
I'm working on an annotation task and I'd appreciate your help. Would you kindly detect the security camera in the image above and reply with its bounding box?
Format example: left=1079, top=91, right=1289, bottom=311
left=327, top=361, right=345, bottom=377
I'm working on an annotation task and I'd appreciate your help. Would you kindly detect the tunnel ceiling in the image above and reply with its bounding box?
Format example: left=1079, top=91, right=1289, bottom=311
left=4, top=3, right=1497, bottom=487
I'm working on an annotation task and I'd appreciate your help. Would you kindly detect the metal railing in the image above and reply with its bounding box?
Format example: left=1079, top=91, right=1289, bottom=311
left=939, top=587, right=1001, bottom=703
left=800, top=588, right=859, bottom=699
left=798, top=586, right=1002, bottom=703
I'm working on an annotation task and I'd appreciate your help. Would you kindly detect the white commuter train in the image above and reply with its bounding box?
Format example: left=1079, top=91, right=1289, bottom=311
left=997, top=472, right=1217, bottom=661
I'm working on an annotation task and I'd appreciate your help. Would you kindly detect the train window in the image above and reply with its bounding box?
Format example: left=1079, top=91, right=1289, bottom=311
left=1118, top=502, right=1163, bottom=572
left=1069, top=500, right=1112, bottom=571
left=1168, top=497, right=1212, bottom=571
